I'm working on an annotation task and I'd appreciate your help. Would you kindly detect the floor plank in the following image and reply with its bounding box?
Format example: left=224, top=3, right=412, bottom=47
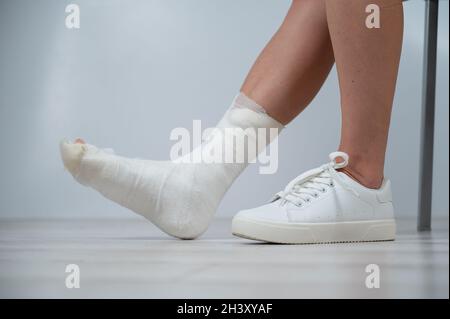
left=0, top=217, right=448, bottom=298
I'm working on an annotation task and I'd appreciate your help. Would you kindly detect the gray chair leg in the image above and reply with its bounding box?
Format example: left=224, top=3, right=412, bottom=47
left=418, top=0, right=439, bottom=231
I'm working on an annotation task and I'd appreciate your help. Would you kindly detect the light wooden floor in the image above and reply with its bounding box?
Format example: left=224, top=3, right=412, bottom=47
left=0, top=217, right=448, bottom=299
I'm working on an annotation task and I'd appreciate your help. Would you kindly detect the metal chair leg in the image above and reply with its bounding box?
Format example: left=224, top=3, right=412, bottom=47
left=418, top=0, right=439, bottom=231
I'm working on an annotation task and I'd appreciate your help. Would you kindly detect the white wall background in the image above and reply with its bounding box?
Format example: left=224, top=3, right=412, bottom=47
left=0, top=0, right=448, bottom=222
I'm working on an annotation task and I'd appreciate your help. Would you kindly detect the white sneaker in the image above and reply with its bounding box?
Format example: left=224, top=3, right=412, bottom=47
left=232, top=152, right=396, bottom=244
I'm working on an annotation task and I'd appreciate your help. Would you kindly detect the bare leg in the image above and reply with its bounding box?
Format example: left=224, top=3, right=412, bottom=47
left=326, top=0, right=403, bottom=188
left=241, top=0, right=334, bottom=125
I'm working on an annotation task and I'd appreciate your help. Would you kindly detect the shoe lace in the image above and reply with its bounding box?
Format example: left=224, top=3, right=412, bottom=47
left=272, top=152, right=360, bottom=207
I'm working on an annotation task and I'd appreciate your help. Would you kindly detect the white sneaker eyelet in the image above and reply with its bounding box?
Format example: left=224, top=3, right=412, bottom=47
left=321, top=188, right=326, bottom=192
left=313, top=193, right=319, bottom=198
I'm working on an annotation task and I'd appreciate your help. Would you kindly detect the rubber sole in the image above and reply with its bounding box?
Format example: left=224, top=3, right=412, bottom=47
left=232, top=217, right=396, bottom=244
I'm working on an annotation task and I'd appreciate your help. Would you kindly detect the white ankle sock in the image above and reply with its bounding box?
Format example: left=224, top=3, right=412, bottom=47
left=60, top=93, right=284, bottom=239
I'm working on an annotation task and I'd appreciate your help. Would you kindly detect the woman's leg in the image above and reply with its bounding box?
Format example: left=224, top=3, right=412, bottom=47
left=242, top=0, right=334, bottom=124
left=325, top=0, right=404, bottom=188
left=232, top=0, right=403, bottom=244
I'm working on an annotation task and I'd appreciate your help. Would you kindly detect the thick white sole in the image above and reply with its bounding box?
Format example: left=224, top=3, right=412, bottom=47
left=232, top=217, right=396, bottom=244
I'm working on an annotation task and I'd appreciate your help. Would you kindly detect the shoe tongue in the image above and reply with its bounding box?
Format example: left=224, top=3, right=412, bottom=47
left=319, top=170, right=331, bottom=178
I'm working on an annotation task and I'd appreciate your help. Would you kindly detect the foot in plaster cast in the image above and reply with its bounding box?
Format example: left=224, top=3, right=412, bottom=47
left=60, top=93, right=284, bottom=239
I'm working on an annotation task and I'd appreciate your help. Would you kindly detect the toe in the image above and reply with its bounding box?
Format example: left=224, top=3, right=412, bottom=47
left=60, top=140, right=87, bottom=176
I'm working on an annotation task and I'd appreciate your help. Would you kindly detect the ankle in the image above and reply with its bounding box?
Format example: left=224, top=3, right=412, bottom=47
left=336, top=151, right=385, bottom=189
left=339, top=166, right=383, bottom=189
